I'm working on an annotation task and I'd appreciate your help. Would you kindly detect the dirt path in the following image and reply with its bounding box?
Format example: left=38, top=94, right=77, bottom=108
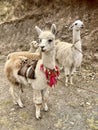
left=0, top=57, right=98, bottom=130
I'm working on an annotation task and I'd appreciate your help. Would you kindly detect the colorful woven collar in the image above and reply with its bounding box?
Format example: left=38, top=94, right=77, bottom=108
left=40, top=64, right=60, bottom=87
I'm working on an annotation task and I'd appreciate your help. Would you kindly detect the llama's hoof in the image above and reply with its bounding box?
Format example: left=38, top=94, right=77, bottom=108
left=70, top=82, right=74, bottom=86
left=65, top=81, right=74, bottom=86
left=18, top=103, right=24, bottom=108
left=43, top=103, right=49, bottom=112
left=14, top=103, right=25, bottom=109
left=44, top=106, right=48, bottom=112
left=65, top=84, right=68, bottom=87
left=36, top=113, right=42, bottom=120
left=14, top=102, right=18, bottom=105
left=70, top=83, right=74, bottom=85
left=19, top=105, right=24, bottom=108
left=36, top=116, right=42, bottom=120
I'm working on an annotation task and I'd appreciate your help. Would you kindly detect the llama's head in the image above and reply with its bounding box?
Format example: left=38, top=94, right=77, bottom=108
left=35, top=24, right=56, bottom=52
left=29, top=41, right=39, bottom=49
left=69, top=20, right=84, bottom=31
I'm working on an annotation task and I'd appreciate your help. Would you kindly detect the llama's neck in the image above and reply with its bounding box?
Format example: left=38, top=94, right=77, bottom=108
left=73, top=30, right=82, bottom=50
left=29, top=47, right=35, bottom=53
left=42, top=49, right=55, bottom=69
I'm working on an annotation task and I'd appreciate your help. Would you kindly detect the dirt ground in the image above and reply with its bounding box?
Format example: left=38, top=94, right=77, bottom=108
left=1, top=53, right=98, bottom=130
left=0, top=0, right=98, bottom=130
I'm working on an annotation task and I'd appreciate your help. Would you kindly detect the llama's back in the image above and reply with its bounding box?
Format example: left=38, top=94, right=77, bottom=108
left=56, top=41, right=74, bottom=67
left=7, top=51, right=41, bottom=60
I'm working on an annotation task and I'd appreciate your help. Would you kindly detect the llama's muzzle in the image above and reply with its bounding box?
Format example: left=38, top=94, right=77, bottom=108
left=81, top=24, right=84, bottom=29
left=40, top=46, right=45, bottom=52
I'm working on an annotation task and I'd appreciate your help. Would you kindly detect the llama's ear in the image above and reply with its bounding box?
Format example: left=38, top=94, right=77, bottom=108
left=51, top=24, right=56, bottom=35
left=35, top=26, right=42, bottom=35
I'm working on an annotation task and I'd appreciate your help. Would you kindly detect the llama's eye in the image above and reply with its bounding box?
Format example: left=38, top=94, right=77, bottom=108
left=75, top=23, right=77, bottom=25
left=48, top=39, right=53, bottom=43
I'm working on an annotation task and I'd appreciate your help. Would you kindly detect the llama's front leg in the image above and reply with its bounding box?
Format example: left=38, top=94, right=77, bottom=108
left=69, top=67, right=75, bottom=85
left=33, top=90, right=42, bottom=119
left=69, top=75, right=73, bottom=85
left=35, top=104, right=42, bottom=119
left=65, top=75, right=69, bottom=86
left=42, top=88, right=49, bottom=112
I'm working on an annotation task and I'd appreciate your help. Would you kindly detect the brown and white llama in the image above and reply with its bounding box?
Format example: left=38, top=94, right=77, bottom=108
left=29, top=40, right=40, bottom=53
left=4, top=24, right=59, bottom=119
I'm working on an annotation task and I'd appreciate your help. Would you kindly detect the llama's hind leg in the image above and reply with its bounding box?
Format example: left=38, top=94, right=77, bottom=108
left=42, top=88, right=49, bottom=112
left=9, top=83, right=24, bottom=108
left=69, top=67, right=76, bottom=85
left=9, top=86, right=17, bottom=105
left=33, top=90, right=42, bottom=119
left=64, top=67, right=70, bottom=86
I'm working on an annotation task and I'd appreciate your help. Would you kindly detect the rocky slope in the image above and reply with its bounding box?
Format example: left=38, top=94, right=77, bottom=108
left=0, top=0, right=98, bottom=68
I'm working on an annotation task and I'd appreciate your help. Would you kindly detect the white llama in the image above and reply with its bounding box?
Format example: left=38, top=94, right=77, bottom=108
left=4, top=24, right=59, bottom=119
left=56, top=20, right=83, bottom=86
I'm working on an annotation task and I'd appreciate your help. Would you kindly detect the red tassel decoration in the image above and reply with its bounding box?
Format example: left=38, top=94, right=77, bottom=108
left=40, top=64, right=60, bottom=88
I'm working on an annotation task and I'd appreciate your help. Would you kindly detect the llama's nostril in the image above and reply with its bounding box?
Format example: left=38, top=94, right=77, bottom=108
left=40, top=46, right=45, bottom=51
left=40, top=46, right=45, bottom=52
left=41, top=46, right=44, bottom=49
left=81, top=25, right=84, bottom=29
